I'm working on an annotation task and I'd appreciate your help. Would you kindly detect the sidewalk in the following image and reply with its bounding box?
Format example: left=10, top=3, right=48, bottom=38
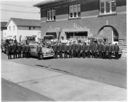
left=1, top=60, right=126, bottom=101
left=2, top=78, right=53, bottom=101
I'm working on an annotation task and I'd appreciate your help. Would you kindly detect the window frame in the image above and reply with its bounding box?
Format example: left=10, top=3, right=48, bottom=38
left=99, top=0, right=117, bottom=16
left=69, top=4, right=81, bottom=19
left=47, top=9, right=56, bottom=22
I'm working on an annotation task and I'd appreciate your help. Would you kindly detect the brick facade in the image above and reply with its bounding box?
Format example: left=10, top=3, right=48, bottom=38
left=36, top=0, right=126, bottom=45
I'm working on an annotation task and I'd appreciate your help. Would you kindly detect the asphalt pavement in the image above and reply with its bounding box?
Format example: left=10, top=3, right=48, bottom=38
left=2, top=53, right=126, bottom=88
left=1, top=59, right=126, bottom=101
left=2, top=78, right=53, bottom=101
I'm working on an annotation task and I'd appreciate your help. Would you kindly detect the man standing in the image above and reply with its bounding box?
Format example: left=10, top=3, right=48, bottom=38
left=37, top=44, right=42, bottom=60
left=114, top=43, right=120, bottom=58
left=98, top=41, right=103, bottom=58
left=105, top=43, right=109, bottom=59
left=108, top=43, right=112, bottom=59
left=7, top=44, right=11, bottom=59
left=81, top=42, right=86, bottom=58
left=53, top=43, right=58, bottom=58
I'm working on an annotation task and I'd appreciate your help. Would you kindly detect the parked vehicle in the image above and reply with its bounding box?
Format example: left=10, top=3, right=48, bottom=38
left=29, top=43, right=55, bottom=59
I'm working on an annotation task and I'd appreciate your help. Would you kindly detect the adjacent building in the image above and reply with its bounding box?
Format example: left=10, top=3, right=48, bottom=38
left=0, top=22, right=7, bottom=40
left=35, top=0, right=126, bottom=45
left=4, top=18, right=41, bottom=42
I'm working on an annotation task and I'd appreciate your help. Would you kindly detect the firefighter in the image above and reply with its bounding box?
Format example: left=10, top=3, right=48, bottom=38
left=24, top=45, right=28, bottom=58
left=53, top=43, right=58, bottom=58
left=69, top=42, right=72, bottom=58
left=86, top=42, right=90, bottom=58
left=70, top=43, right=74, bottom=58
left=81, top=43, right=86, bottom=58
left=77, top=42, right=82, bottom=58
left=108, top=43, right=112, bottom=59
left=27, top=45, right=30, bottom=58
left=7, top=44, right=11, bottom=59
left=114, top=43, right=120, bottom=58
left=102, top=42, right=106, bottom=58
left=20, top=44, right=23, bottom=58
left=63, top=43, right=67, bottom=58
left=12, top=43, right=16, bottom=59
left=58, top=43, right=61, bottom=58
left=15, top=43, right=19, bottom=58
left=89, top=42, right=93, bottom=58
left=72, top=41, right=77, bottom=57
left=37, top=44, right=42, bottom=60
left=98, top=42, right=103, bottom=58
left=22, top=44, right=26, bottom=58
left=65, top=43, right=69, bottom=58
left=18, top=43, right=22, bottom=58
left=111, top=44, right=115, bottom=58
left=94, top=42, right=98, bottom=58
left=59, top=43, right=62, bottom=58
left=105, top=43, right=109, bottom=58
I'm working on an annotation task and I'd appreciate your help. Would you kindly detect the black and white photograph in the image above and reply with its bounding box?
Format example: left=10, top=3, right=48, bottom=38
left=0, top=0, right=127, bottom=101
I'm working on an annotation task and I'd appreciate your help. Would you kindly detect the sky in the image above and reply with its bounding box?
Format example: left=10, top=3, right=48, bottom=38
left=0, top=0, right=46, bottom=22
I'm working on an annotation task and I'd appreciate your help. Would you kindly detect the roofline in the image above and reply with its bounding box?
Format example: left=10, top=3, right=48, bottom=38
left=34, top=0, right=62, bottom=7
left=6, top=18, right=41, bottom=27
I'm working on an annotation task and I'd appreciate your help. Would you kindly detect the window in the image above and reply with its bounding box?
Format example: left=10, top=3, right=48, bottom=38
left=47, top=9, right=56, bottom=21
left=69, top=4, right=81, bottom=19
left=13, top=26, right=15, bottom=31
left=99, top=0, right=116, bottom=15
left=9, top=26, right=11, bottom=31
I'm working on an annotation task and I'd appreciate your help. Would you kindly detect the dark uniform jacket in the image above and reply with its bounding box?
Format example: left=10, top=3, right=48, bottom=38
left=114, top=45, right=119, bottom=52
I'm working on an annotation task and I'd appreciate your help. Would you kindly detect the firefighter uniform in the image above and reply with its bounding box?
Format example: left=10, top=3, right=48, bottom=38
left=7, top=45, right=11, bottom=59
left=98, top=43, right=103, bottom=58
left=114, top=44, right=120, bottom=58
left=108, top=44, right=112, bottom=59
left=111, top=44, right=115, bottom=58
left=86, top=44, right=90, bottom=58
left=53, top=43, right=58, bottom=58
left=63, top=44, right=67, bottom=58
left=72, top=43, right=76, bottom=57
left=58, top=43, right=62, bottom=58
left=24, top=45, right=28, bottom=58
left=69, top=43, right=72, bottom=58
left=105, top=44, right=109, bottom=58
left=89, top=43, right=93, bottom=58
left=37, top=45, right=42, bottom=60
left=77, top=43, right=81, bottom=58
left=81, top=43, right=86, bottom=58
left=27, top=45, right=30, bottom=58
left=22, top=45, right=26, bottom=58
left=12, top=44, right=16, bottom=59
left=102, top=43, right=106, bottom=58
left=95, top=43, right=98, bottom=58
left=64, top=44, right=68, bottom=58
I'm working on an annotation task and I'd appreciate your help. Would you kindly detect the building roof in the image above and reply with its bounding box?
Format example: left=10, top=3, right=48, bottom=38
left=34, top=0, right=62, bottom=7
left=8, top=18, right=41, bottom=27
left=1, top=22, right=7, bottom=28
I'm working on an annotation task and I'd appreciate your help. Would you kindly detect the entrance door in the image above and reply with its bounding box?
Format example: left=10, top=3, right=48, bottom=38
left=97, top=25, right=119, bottom=44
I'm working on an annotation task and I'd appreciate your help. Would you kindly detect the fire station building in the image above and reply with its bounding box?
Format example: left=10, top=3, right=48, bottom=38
left=35, top=0, right=126, bottom=45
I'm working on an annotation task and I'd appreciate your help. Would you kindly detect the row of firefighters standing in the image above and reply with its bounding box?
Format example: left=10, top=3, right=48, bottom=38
left=6, top=41, right=121, bottom=59
left=52, top=41, right=121, bottom=59
left=6, top=43, right=30, bottom=59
